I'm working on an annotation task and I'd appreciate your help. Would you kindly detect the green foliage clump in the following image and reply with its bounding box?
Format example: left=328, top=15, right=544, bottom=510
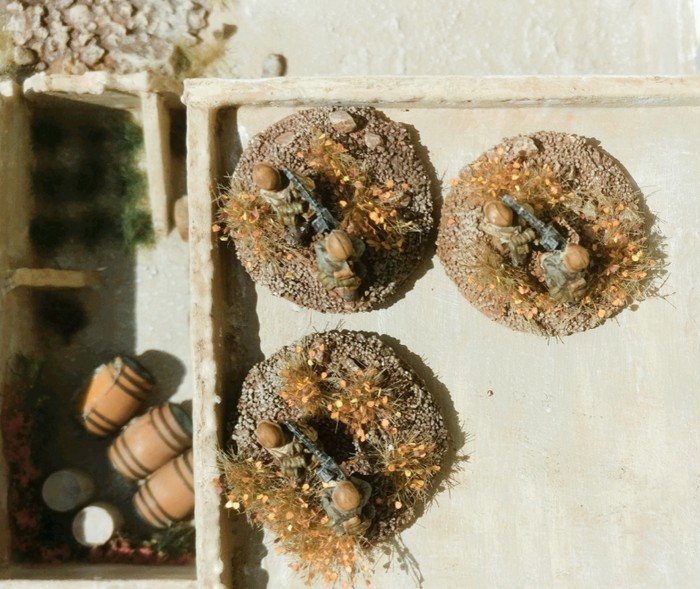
left=120, top=205, right=155, bottom=250
left=29, top=108, right=154, bottom=253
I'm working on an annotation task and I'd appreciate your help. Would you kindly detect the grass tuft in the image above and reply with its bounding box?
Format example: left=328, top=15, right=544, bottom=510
left=455, top=147, right=661, bottom=327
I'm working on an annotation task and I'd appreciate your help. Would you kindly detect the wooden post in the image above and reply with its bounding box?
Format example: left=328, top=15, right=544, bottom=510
left=140, top=92, right=174, bottom=236
left=6, top=268, right=101, bottom=291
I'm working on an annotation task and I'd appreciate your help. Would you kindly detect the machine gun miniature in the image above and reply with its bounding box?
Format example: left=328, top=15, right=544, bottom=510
left=501, top=195, right=567, bottom=252
left=282, top=168, right=339, bottom=235
left=283, top=421, right=347, bottom=482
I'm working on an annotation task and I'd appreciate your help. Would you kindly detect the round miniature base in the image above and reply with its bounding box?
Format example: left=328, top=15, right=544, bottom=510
left=222, top=330, right=449, bottom=582
left=437, top=131, right=657, bottom=337
left=219, top=106, right=434, bottom=313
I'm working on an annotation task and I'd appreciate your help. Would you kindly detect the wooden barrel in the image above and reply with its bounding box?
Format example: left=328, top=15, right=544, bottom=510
left=42, top=468, right=95, bottom=512
left=134, top=449, right=194, bottom=528
left=108, top=403, right=192, bottom=481
left=72, top=502, right=124, bottom=547
left=80, top=356, right=155, bottom=437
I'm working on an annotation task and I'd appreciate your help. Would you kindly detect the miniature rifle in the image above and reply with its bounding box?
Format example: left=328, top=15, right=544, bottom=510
left=283, top=421, right=347, bottom=482
left=501, top=195, right=567, bottom=252
left=282, top=168, right=338, bottom=234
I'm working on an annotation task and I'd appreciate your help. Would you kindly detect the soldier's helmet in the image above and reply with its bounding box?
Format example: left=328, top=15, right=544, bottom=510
left=562, top=244, right=590, bottom=272
left=332, top=480, right=362, bottom=512
left=255, top=420, right=287, bottom=449
left=252, top=163, right=283, bottom=191
left=325, top=230, right=354, bottom=262
left=483, top=201, right=514, bottom=227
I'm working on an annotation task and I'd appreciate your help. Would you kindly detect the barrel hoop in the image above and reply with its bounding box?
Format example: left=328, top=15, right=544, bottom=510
left=120, top=366, right=154, bottom=391
left=84, top=415, right=112, bottom=435
left=120, top=356, right=155, bottom=385
left=153, top=409, right=191, bottom=451
left=141, top=481, right=176, bottom=525
left=174, top=453, right=194, bottom=494
left=111, top=437, right=148, bottom=479
left=135, top=494, right=169, bottom=528
left=115, top=366, right=150, bottom=392
left=114, top=377, right=148, bottom=402
left=85, top=409, right=118, bottom=434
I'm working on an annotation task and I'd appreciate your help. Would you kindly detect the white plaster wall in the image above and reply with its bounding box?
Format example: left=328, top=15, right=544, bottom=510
left=215, top=0, right=698, bottom=77
left=134, top=231, right=193, bottom=404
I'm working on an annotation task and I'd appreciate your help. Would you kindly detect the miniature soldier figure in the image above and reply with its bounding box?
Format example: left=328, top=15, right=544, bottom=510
left=481, top=200, right=536, bottom=266
left=540, top=243, right=590, bottom=303
left=255, top=420, right=317, bottom=483
left=252, top=162, right=312, bottom=242
left=314, top=230, right=366, bottom=302
left=320, top=477, right=375, bottom=536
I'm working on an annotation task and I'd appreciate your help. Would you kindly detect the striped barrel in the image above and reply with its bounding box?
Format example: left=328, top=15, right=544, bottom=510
left=108, top=403, right=192, bottom=481
left=134, top=449, right=194, bottom=528
left=81, top=356, right=155, bottom=437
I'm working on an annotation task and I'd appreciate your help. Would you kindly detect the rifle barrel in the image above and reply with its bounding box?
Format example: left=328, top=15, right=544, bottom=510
left=282, top=168, right=338, bottom=233
left=283, top=421, right=346, bottom=481
left=501, top=195, right=566, bottom=252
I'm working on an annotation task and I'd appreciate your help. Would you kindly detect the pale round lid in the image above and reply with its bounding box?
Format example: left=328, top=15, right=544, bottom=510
left=42, top=469, right=95, bottom=512
left=72, top=502, right=123, bottom=547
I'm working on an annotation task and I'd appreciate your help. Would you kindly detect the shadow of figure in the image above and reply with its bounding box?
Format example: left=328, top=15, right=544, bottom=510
left=380, top=535, right=426, bottom=588
left=136, top=349, right=186, bottom=405
left=228, top=515, right=270, bottom=589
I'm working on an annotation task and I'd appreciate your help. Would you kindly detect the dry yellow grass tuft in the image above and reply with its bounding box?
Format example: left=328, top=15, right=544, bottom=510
left=459, top=148, right=658, bottom=328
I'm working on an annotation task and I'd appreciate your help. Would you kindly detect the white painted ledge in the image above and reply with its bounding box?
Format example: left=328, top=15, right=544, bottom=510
left=184, top=75, right=700, bottom=109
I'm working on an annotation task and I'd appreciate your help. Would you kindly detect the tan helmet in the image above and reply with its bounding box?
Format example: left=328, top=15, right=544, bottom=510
left=252, top=163, right=283, bottom=191
left=325, top=230, right=354, bottom=262
left=483, top=201, right=514, bottom=227
left=332, top=480, right=361, bottom=512
left=255, top=420, right=287, bottom=449
left=562, top=244, right=590, bottom=272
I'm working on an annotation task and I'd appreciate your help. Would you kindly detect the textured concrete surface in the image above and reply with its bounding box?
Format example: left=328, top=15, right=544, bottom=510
left=213, top=0, right=699, bottom=77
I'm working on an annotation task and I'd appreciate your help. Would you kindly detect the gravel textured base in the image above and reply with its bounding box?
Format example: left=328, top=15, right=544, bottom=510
left=223, top=106, right=434, bottom=313
left=438, top=131, right=651, bottom=337
left=6, top=0, right=208, bottom=75
left=229, top=330, right=448, bottom=542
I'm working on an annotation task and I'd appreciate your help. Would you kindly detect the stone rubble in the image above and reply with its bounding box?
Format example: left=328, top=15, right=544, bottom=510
left=6, top=0, right=209, bottom=75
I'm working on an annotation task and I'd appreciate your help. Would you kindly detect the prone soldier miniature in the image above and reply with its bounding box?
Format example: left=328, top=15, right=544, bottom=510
left=255, top=420, right=317, bottom=483
left=481, top=200, right=536, bottom=266
left=314, top=230, right=366, bottom=302
left=252, top=163, right=312, bottom=242
left=282, top=422, right=375, bottom=536
left=539, top=243, right=590, bottom=303
left=320, top=477, right=375, bottom=536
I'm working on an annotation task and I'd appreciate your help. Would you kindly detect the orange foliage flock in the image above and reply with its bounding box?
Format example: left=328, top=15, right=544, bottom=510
left=453, top=147, right=658, bottom=325
left=219, top=339, right=443, bottom=586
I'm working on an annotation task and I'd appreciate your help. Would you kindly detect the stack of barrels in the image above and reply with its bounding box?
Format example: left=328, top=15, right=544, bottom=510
left=78, top=355, right=195, bottom=533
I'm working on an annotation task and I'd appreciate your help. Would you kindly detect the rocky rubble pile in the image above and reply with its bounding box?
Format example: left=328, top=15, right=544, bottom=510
left=6, top=0, right=208, bottom=75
